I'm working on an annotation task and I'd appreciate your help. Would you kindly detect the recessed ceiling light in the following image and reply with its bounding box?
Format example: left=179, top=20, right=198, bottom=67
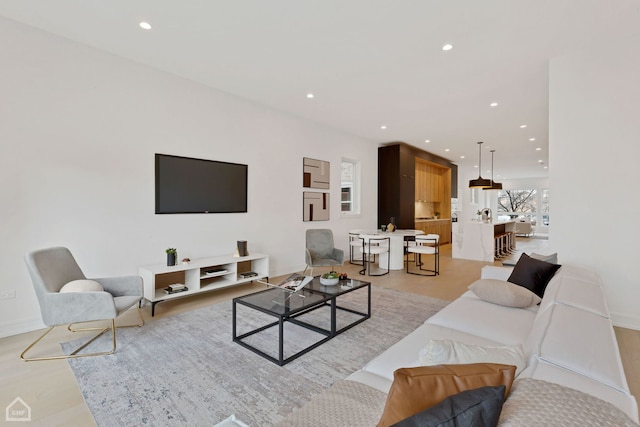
left=536, top=147, right=541, bottom=151
left=460, top=155, right=465, bottom=159
left=306, top=93, right=314, bottom=99
left=520, top=124, right=527, bottom=128
left=445, top=148, right=450, bottom=152
left=139, top=22, right=152, bottom=30
left=544, top=166, right=548, bottom=169
left=529, top=137, right=536, bottom=141
left=424, top=139, right=430, bottom=143
left=538, top=160, right=544, bottom=163
left=442, top=44, right=453, bottom=51
left=490, top=102, right=499, bottom=107
left=380, top=125, right=387, bottom=130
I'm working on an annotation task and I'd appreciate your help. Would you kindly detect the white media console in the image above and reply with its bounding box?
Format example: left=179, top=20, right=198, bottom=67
left=139, top=253, right=269, bottom=316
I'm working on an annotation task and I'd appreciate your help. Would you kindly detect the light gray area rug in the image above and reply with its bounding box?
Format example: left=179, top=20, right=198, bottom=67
left=64, top=286, right=448, bottom=427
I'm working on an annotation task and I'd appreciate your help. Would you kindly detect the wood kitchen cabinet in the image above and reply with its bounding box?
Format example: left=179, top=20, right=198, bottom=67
left=414, top=220, right=451, bottom=244
left=379, top=143, right=457, bottom=231
left=415, top=159, right=447, bottom=203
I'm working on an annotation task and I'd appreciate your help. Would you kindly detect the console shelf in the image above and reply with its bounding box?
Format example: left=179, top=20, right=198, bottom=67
left=139, top=253, right=269, bottom=316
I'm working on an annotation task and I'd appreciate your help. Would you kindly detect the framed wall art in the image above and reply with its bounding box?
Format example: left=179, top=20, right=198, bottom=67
left=303, top=191, right=330, bottom=221
left=303, top=157, right=330, bottom=189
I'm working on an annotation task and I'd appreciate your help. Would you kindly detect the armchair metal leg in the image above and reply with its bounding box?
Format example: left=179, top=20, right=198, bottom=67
left=68, top=307, right=145, bottom=332
left=21, top=319, right=116, bottom=362
left=21, top=308, right=144, bottom=362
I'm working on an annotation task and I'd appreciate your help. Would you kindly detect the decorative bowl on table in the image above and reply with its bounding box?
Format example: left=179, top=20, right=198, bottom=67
left=320, top=272, right=340, bottom=286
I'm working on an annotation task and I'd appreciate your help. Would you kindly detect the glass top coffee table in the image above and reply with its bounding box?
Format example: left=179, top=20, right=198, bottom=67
left=232, top=276, right=371, bottom=366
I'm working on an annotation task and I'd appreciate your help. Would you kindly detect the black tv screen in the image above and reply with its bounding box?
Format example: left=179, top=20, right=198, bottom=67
left=155, top=154, right=248, bottom=214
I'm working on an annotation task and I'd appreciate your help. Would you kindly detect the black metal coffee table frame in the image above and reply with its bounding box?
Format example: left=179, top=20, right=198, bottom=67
left=232, top=278, right=371, bottom=366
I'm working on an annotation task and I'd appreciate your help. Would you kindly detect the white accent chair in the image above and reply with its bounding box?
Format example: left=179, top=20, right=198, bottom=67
left=348, top=230, right=364, bottom=265
left=359, top=234, right=390, bottom=276
left=405, top=234, right=440, bottom=276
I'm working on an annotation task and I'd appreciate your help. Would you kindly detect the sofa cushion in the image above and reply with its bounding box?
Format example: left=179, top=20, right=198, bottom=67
left=418, top=339, right=526, bottom=375
left=376, top=363, right=516, bottom=427
left=361, top=323, right=506, bottom=384
left=426, top=296, right=536, bottom=346
left=391, top=385, right=506, bottom=427
left=540, top=275, right=609, bottom=317
left=469, top=279, right=541, bottom=308
left=499, top=378, right=639, bottom=426
left=507, top=253, right=561, bottom=297
left=524, top=302, right=629, bottom=394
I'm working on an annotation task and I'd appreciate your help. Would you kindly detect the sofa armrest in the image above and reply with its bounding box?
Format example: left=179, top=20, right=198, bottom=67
left=481, top=265, right=513, bottom=281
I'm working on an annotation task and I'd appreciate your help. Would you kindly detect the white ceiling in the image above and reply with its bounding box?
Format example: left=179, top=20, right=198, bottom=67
left=2, top=0, right=640, bottom=179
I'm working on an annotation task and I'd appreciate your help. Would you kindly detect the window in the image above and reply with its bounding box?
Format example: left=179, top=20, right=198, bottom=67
left=496, top=188, right=550, bottom=228
left=341, top=158, right=360, bottom=215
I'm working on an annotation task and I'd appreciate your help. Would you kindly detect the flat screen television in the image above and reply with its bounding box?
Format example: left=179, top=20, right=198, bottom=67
left=155, top=154, right=248, bottom=214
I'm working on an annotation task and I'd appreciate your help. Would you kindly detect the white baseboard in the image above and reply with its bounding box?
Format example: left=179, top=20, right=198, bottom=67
left=0, top=317, right=44, bottom=339
left=612, top=311, right=640, bottom=331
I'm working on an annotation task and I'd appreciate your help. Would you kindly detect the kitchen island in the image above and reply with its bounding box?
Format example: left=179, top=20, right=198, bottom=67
left=451, top=220, right=516, bottom=262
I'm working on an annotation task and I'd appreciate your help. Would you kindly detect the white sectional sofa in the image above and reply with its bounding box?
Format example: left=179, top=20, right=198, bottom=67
left=278, top=263, right=639, bottom=426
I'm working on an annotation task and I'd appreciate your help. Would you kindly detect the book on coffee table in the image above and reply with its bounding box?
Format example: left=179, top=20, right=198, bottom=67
left=262, top=274, right=313, bottom=292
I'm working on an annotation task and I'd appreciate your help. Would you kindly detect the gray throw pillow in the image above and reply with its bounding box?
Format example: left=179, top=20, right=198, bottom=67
left=391, top=385, right=506, bottom=427
left=530, top=252, right=558, bottom=264
left=469, top=279, right=541, bottom=308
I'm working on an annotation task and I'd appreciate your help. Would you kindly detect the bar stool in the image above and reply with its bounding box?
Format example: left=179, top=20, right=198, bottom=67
left=406, top=234, right=439, bottom=276
left=494, top=233, right=508, bottom=259
left=507, top=231, right=517, bottom=253
left=359, top=234, right=390, bottom=276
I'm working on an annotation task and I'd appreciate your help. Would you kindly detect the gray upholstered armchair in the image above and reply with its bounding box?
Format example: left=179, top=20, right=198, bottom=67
left=22, top=247, right=144, bottom=361
left=303, top=229, right=344, bottom=276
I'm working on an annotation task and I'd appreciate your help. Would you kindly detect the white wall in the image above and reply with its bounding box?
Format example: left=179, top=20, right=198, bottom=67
left=549, top=34, right=640, bottom=329
left=0, top=19, right=378, bottom=337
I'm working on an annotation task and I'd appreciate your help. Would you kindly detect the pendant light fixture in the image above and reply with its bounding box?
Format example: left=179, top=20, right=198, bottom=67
left=468, top=141, right=492, bottom=189
left=484, top=149, right=503, bottom=190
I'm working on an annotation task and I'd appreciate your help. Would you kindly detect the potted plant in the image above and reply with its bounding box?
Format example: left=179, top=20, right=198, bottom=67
left=166, top=248, right=177, bottom=266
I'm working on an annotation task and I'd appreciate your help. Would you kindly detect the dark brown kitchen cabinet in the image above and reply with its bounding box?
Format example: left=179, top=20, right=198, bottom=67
left=378, top=144, right=416, bottom=229
left=379, top=143, right=458, bottom=231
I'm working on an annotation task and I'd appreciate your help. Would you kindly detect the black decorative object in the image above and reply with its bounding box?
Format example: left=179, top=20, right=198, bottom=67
left=166, top=248, right=177, bottom=266
left=237, top=241, right=248, bottom=257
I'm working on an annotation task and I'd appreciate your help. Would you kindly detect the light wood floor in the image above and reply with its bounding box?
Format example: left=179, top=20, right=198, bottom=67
left=1, top=237, right=638, bottom=426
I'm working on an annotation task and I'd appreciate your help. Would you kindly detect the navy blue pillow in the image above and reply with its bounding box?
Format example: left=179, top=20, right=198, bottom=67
left=507, top=253, right=561, bottom=298
left=391, top=385, right=506, bottom=427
